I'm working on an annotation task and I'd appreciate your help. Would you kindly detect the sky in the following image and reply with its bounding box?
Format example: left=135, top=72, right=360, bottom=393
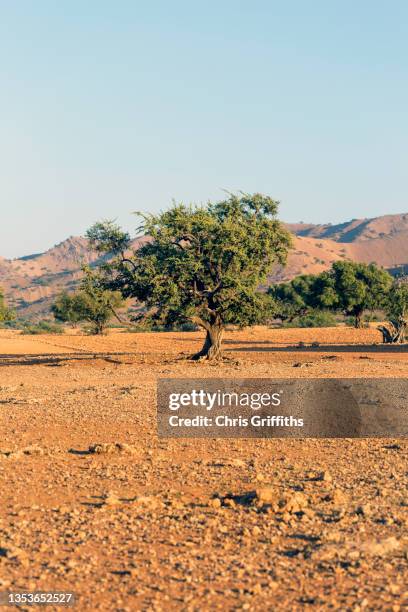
left=0, top=1, right=407, bottom=258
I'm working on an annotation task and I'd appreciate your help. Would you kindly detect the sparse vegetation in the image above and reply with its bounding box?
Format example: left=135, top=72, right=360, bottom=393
left=21, top=320, right=64, bottom=335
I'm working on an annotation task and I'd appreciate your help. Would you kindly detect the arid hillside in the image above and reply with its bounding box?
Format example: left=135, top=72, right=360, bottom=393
left=2, top=213, right=408, bottom=318
left=274, top=230, right=408, bottom=282
left=0, top=237, right=98, bottom=316
left=272, top=213, right=408, bottom=281
left=0, top=236, right=146, bottom=319
left=287, top=213, right=408, bottom=242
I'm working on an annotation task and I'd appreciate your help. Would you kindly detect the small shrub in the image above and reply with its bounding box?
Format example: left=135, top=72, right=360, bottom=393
left=127, top=321, right=198, bottom=333
left=178, top=322, right=199, bottom=332
left=127, top=323, right=166, bottom=333
left=283, top=310, right=338, bottom=328
left=21, top=321, right=64, bottom=335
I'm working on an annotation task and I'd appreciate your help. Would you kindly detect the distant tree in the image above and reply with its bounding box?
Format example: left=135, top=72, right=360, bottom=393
left=79, top=269, right=124, bottom=335
left=51, top=292, right=88, bottom=327
left=257, top=292, right=281, bottom=326
left=378, top=277, right=408, bottom=343
left=0, top=287, right=15, bottom=324
left=51, top=271, right=124, bottom=335
left=269, top=262, right=393, bottom=329
left=317, top=261, right=393, bottom=328
left=87, top=193, right=292, bottom=360
left=268, top=274, right=321, bottom=322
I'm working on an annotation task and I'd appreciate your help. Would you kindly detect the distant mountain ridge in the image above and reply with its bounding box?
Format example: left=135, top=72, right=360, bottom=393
left=0, top=237, right=99, bottom=318
left=286, top=213, right=408, bottom=242
left=1, top=212, right=408, bottom=319
left=275, top=213, right=408, bottom=282
left=0, top=236, right=146, bottom=319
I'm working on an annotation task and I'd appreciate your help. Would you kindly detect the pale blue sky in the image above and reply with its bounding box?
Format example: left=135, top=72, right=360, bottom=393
left=1, top=1, right=407, bottom=258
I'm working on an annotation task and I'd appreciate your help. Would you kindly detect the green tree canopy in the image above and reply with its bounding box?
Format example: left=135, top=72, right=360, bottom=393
left=87, top=193, right=292, bottom=359
left=268, top=274, right=321, bottom=322
left=51, top=291, right=89, bottom=327
left=317, top=261, right=393, bottom=328
left=80, top=269, right=124, bottom=334
left=269, top=261, right=393, bottom=328
left=51, top=270, right=124, bottom=335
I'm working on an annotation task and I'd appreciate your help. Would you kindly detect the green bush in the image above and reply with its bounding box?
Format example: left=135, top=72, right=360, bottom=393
left=282, top=310, right=338, bottom=328
left=127, top=321, right=198, bottom=333
left=127, top=325, right=166, bottom=333
left=21, top=320, right=64, bottom=335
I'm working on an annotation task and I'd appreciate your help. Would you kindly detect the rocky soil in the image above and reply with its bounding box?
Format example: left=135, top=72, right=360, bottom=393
left=0, top=327, right=407, bottom=610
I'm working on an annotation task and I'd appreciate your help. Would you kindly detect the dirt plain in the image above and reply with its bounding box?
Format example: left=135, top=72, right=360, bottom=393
left=0, top=326, right=407, bottom=611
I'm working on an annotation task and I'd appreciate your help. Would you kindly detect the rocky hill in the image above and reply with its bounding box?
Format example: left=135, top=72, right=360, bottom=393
left=0, top=237, right=145, bottom=320
left=1, top=213, right=408, bottom=319
left=286, top=213, right=408, bottom=243
left=275, top=213, right=408, bottom=282
left=0, top=237, right=99, bottom=319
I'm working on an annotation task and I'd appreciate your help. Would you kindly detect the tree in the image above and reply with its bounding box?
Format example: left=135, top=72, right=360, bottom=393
left=268, top=274, right=320, bottom=322
left=87, top=193, right=292, bottom=360
left=269, top=262, right=393, bottom=329
left=318, top=261, right=393, bottom=328
left=79, top=269, right=124, bottom=334
left=0, top=287, right=14, bottom=324
left=51, top=271, right=124, bottom=334
left=378, top=277, right=408, bottom=343
left=51, top=292, right=88, bottom=327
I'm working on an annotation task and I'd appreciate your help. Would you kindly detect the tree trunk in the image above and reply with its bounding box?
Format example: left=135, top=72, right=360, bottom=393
left=378, top=319, right=407, bottom=343
left=378, top=325, right=394, bottom=343
left=394, top=320, right=407, bottom=343
left=354, top=309, right=363, bottom=329
left=192, top=325, right=224, bottom=361
left=92, top=320, right=105, bottom=335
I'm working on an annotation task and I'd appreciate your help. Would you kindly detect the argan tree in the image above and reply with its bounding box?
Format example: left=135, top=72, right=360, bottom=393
left=268, top=274, right=321, bottom=322
left=51, top=291, right=88, bottom=328
left=87, top=193, right=292, bottom=360
left=0, top=287, right=14, bottom=324
left=378, top=277, right=408, bottom=343
left=318, top=261, right=393, bottom=328
left=80, top=271, right=124, bottom=334
left=51, top=271, right=124, bottom=334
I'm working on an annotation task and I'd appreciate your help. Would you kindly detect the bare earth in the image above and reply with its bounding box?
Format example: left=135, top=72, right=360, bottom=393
left=0, top=327, right=407, bottom=611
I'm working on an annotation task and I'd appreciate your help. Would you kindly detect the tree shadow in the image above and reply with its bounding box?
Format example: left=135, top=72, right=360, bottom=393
left=0, top=352, right=137, bottom=367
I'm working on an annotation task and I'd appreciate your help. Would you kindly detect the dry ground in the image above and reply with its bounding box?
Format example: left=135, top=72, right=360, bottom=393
left=0, top=326, right=407, bottom=611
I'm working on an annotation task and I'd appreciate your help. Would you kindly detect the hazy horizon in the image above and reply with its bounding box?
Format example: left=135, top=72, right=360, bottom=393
left=1, top=1, right=407, bottom=258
